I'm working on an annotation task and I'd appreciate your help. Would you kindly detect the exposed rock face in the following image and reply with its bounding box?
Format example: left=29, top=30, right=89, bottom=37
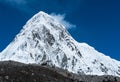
left=0, top=11, right=120, bottom=77
left=0, top=61, right=120, bottom=82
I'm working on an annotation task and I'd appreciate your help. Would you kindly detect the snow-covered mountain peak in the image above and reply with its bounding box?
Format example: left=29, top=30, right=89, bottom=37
left=37, top=11, right=47, bottom=15
left=29, top=11, right=52, bottom=22
left=0, top=11, right=120, bottom=77
left=0, top=11, right=76, bottom=63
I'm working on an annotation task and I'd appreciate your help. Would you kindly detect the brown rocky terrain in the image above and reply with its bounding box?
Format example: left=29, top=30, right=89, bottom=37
left=0, top=61, right=120, bottom=82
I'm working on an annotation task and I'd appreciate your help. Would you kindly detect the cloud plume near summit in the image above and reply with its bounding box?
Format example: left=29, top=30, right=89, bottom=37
left=51, top=13, right=76, bottom=29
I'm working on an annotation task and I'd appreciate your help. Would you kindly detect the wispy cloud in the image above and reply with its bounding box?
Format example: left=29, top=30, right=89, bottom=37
left=51, top=13, right=76, bottom=29
left=0, top=0, right=30, bottom=13
left=4, top=0, right=26, bottom=5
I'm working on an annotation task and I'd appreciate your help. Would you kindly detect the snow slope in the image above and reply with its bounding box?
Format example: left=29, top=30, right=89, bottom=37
left=0, top=11, right=120, bottom=77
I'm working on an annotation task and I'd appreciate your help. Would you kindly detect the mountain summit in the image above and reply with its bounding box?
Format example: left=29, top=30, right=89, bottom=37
left=0, top=11, right=120, bottom=77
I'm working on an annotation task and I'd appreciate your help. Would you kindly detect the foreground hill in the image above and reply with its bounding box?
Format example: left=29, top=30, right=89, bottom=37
left=0, top=61, right=120, bottom=82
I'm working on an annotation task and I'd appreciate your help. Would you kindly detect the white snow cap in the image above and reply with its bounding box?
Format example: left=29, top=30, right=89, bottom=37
left=0, top=11, right=120, bottom=77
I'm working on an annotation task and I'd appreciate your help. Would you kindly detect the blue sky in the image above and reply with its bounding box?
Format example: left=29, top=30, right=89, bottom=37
left=0, top=0, right=120, bottom=60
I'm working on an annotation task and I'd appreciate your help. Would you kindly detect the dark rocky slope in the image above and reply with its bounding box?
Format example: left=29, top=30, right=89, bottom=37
left=0, top=61, right=120, bottom=82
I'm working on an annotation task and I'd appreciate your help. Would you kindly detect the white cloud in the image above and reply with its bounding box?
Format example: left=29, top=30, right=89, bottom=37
left=50, top=13, right=76, bottom=29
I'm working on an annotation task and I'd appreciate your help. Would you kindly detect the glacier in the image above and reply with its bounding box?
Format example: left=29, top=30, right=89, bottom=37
left=0, top=11, right=120, bottom=77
